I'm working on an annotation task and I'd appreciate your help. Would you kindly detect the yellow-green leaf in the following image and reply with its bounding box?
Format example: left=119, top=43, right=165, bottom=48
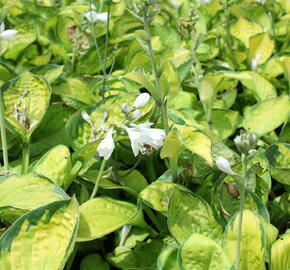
left=32, top=144, right=73, bottom=190
left=223, top=210, right=266, bottom=270
left=0, top=173, right=69, bottom=223
left=160, top=60, right=181, bottom=100
left=230, top=17, right=263, bottom=47
left=77, top=197, right=139, bottom=242
left=179, top=125, right=213, bottom=166
left=168, top=188, right=223, bottom=243
left=0, top=197, right=79, bottom=270
left=160, top=128, right=183, bottom=159
left=243, top=96, right=289, bottom=136
left=248, top=33, right=274, bottom=66
left=140, top=181, right=188, bottom=214
left=270, top=232, right=290, bottom=270
left=2, top=72, right=51, bottom=142
left=265, top=143, right=290, bottom=185
left=178, top=234, right=231, bottom=270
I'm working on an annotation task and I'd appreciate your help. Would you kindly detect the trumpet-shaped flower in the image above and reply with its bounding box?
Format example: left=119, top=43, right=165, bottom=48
left=216, top=156, right=236, bottom=176
left=0, top=23, right=17, bottom=41
left=97, top=129, right=114, bottom=160
left=133, top=93, right=150, bottom=108
left=125, top=123, right=166, bottom=156
left=84, top=11, right=108, bottom=23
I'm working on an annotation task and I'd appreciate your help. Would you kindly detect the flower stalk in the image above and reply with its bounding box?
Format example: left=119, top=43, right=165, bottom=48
left=0, top=91, right=8, bottom=171
left=142, top=2, right=168, bottom=132
left=236, top=153, right=248, bottom=270
left=21, top=142, right=30, bottom=174
left=90, top=158, right=107, bottom=200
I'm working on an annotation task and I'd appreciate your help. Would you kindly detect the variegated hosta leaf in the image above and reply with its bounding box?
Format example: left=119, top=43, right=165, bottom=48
left=168, top=188, right=223, bottom=243
left=0, top=173, right=69, bottom=223
left=1, top=72, right=51, bottom=142
left=243, top=95, right=289, bottom=137
left=77, top=197, right=144, bottom=242
left=0, top=197, right=79, bottom=270
left=157, top=242, right=179, bottom=270
left=223, top=210, right=266, bottom=270
left=32, top=144, right=73, bottom=190
left=139, top=180, right=189, bottom=215
left=270, top=232, right=290, bottom=270
left=265, top=143, right=290, bottom=185
left=178, top=234, right=231, bottom=270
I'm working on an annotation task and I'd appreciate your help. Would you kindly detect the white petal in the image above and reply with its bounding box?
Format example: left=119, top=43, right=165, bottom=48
left=0, top=23, right=4, bottom=33
left=216, top=156, right=235, bottom=175
left=95, top=12, right=108, bottom=22
left=126, top=128, right=141, bottom=156
left=0, top=29, right=18, bottom=41
left=97, top=129, right=115, bottom=160
left=133, top=122, right=153, bottom=129
left=133, top=93, right=151, bottom=108
left=84, top=11, right=98, bottom=23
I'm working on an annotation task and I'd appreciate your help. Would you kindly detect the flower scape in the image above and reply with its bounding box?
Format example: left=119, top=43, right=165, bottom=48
left=0, top=0, right=289, bottom=270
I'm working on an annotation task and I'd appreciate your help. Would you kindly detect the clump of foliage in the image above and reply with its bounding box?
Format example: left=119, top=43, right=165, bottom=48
left=0, top=0, right=289, bottom=269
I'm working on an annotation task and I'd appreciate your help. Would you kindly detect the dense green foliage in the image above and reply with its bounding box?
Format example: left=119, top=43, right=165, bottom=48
left=0, top=0, right=289, bottom=269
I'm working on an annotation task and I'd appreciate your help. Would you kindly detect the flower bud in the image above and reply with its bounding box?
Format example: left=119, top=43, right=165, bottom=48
left=132, top=109, right=142, bottom=119
left=234, top=131, right=257, bottom=154
left=133, top=93, right=150, bottom=108
left=216, top=156, right=236, bottom=176
left=119, top=225, right=132, bottom=247
left=121, top=103, right=130, bottom=114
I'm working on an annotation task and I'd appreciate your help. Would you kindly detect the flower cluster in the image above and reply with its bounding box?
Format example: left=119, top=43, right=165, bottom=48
left=96, top=93, right=166, bottom=160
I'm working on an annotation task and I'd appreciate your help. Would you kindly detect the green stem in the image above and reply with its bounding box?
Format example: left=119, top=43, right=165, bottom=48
left=89, top=0, right=107, bottom=78
left=21, top=142, right=30, bottom=174
left=102, top=3, right=111, bottom=94
left=0, top=92, right=8, bottom=171
left=90, top=158, right=107, bottom=200
left=145, top=155, right=156, bottom=182
left=142, top=4, right=168, bottom=132
left=236, top=153, right=247, bottom=270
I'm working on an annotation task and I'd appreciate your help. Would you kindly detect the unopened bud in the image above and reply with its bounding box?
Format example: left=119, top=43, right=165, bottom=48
left=132, top=109, right=142, bottom=119
left=121, top=103, right=131, bottom=114
left=234, top=131, right=257, bottom=154
left=119, top=225, right=132, bottom=247
left=248, top=149, right=257, bottom=156
left=103, top=111, right=109, bottom=122
left=133, top=93, right=150, bottom=108
left=216, top=156, right=236, bottom=176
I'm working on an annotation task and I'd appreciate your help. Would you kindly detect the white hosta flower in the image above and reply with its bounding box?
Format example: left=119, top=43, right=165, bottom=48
left=251, top=53, right=263, bottom=71
left=97, top=129, right=114, bottom=160
left=125, top=123, right=166, bottom=156
left=84, top=11, right=108, bottom=23
left=0, top=23, right=18, bottom=41
left=216, top=156, right=236, bottom=176
left=132, top=109, right=142, bottom=119
left=220, top=62, right=230, bottom=69
left=199, top=0, right=212, bottom=4
left=119, top=225, right=132, bottom=247
left=133, top=93, right=150, bottom=108
left=256, top=0, right=265, bottom=4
